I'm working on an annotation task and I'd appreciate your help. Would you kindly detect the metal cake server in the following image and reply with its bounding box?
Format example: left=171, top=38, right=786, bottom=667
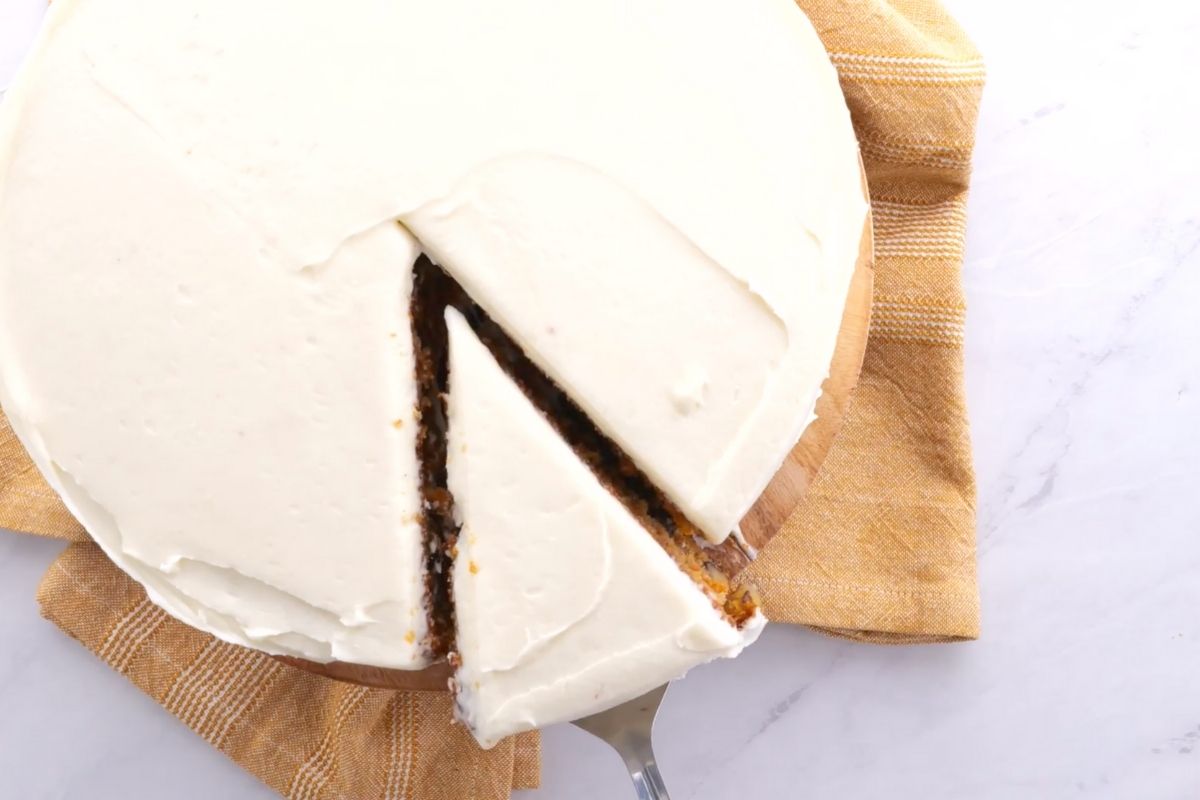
left=573, top=683, right=673, bottom=800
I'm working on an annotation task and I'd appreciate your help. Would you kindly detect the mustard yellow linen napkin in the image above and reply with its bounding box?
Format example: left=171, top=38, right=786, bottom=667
left=747, top=0, right=983, bottom=643
left=0, top=0, right=982, bottom=796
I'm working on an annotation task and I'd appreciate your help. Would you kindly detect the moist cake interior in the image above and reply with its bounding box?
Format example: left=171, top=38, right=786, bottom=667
left=411, top=255, right=458, bottom=657
left=410, top=254, right=761, bottom=657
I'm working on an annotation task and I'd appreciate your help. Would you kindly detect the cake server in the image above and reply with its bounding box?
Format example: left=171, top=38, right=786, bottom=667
left=573, top=683, right=673, bottom=800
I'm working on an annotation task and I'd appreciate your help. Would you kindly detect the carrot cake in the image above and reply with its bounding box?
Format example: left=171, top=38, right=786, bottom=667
left=0, top=0, right=866, bottom=745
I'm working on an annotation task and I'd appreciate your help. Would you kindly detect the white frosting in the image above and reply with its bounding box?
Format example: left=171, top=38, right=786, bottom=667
left=0, top=0, right=861, bottom=669
left=445, top=310, right=764, bottom=747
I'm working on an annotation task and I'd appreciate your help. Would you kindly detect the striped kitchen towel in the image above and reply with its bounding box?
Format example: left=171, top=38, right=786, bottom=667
left=1, top=0, right=983, bottom=796
left=746, top=0, right=983, bottom=643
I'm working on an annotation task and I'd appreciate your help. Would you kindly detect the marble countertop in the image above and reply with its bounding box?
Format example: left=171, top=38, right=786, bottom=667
left=2, top=1, right=1198, bottom=797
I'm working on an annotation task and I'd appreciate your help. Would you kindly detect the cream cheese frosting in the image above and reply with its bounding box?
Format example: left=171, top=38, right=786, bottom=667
left=0, top=0, right=862, bottom=669
left=445, top=309, right=764, bottom=747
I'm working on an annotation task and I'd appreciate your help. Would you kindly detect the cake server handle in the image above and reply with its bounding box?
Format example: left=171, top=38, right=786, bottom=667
left=623, top=743, right=671, bottom=800
left=572, top=683, right=673, bottom=800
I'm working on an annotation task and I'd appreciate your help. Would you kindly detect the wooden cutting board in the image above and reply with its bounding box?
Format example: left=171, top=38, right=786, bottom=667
left=285, top=166, right=876, bottom=691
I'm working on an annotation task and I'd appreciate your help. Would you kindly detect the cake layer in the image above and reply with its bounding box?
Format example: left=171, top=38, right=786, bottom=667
left=445, top=309, right=764, bottom=748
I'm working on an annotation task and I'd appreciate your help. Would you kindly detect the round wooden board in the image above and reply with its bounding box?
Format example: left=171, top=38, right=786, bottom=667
left=284, top=165, right=875, bottom=691
left=276, top=656, right=453, bottom=691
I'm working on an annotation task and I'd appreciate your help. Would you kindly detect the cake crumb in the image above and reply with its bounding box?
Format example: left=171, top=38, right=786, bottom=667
left=404, top=629, right=416, bottom=645
left=392, top=418, right=405, bottom=430
left=469, top=560, right=479, bottom=575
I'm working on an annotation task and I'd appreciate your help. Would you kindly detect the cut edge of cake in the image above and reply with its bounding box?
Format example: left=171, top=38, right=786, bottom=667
left=410, top=252, right=460, bottom=659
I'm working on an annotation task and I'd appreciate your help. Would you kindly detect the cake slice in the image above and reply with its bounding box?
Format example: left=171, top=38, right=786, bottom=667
left=444, top=308, right=765, bottom=748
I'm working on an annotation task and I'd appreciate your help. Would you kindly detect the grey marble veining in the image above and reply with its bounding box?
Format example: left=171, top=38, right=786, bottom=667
left=2, top=0, right=1199, bottom=797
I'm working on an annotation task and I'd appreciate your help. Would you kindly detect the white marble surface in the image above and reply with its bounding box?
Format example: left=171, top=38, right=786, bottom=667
left=2, top=1, right=1199, bottom=797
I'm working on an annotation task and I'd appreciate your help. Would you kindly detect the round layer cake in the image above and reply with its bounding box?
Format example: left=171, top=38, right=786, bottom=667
left=0, top=0, right=866, bottom=746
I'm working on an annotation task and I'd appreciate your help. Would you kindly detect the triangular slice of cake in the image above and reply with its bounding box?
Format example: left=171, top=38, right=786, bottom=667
left=444, top=308, right=765, bottom=748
